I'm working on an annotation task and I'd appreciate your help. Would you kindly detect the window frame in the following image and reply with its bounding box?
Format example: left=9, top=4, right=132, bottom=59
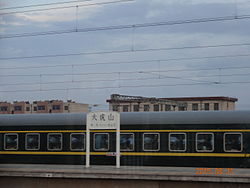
left=144, top=105, right=150, bottom=111
left=4, top=133, right=18, bottom=151
left=47, top=133, right=63, bottom=151
left=93, top=133, right=109, bottom=151
left=223, top=133, right=243, bottom=152
left=169, top=133, right=187, bottom=152
left=52, top=105, right=61, bottom=110
left=37, top=105, right=45, bottom=111
left=120, top=133, right=135, bottom=151
left=143, top=133, right=160, bottom=151
left=153, top=104, right=159, bottom=111
left=214, top=103, right=219, bottom=111
left=192, top=103, right=198, bottom=111
left=196, top=133, right=214, bottom=152
left=70, top=133, right=85, bottom=151
left=123, top=105, right=129, bottom=112
left=25, top=133, right=40, bottom=151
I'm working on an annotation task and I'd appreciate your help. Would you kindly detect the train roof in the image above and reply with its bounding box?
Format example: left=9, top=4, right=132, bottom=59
left=0, top=110, right=250, bottom=126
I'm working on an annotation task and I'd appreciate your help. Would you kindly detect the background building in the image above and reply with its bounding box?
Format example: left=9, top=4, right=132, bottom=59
left=0, top=100, right=89, bottom=114
left=107, top=94, right=238, bottom=112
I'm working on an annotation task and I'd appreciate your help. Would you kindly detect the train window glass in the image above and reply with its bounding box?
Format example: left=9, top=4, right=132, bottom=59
left=169, top=133, right=186, bottom=151
left=94, top=133, right=109, bottom=151
left=143, top=133, right=160, bottom=151
left=4, top=134, right=18, bottom=150
left=70, top=133, right=85, bottom=151
left=224, top=133, right=242, bottom=152
left=196, top=133, right=214, bottom=152
left=48, top=133, right=62, bottom=150
left=120, top=133, right=134, bottom=151
left=26, top=133, right=40, bottom=150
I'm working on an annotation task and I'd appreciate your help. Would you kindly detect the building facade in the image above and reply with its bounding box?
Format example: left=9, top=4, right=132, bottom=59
left=106, top=94, right=238, bottom=112
left=0, top=100, right=89, bottom=114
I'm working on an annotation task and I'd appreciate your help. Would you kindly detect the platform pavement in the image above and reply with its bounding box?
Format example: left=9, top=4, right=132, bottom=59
left=1, top=164, right=250, bottom=183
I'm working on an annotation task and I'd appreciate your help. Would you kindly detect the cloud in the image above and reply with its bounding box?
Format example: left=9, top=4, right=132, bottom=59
left=148, top=0, right=245, bottom=5
left=15, top=6, right=100, bottom=23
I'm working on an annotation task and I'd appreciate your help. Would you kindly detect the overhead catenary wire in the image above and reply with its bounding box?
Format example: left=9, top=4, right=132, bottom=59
left=0, top=0, right=99, bottom=11
left=1, top=65, right=250, bottom=77
left=1, top=14, right=250, bottom=39
left=1, top=81, right=250, bottom=93
left=2, top=53, right=250, bottom=70
left=1, top=42, right=250, bottom=61
left=0, top=0, right=134, bottom=15
left=2, top=72, right=250, bottom=87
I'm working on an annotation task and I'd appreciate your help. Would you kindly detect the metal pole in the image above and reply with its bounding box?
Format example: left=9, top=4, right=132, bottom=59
left=86, top=125, right=90, bottom=168
left=116, top=114, right=120, bottom=168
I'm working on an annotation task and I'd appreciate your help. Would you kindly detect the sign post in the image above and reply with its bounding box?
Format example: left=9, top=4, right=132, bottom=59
left=86, top=111, right=120, bottom=168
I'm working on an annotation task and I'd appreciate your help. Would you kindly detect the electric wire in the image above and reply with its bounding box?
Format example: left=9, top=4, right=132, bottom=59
left=0, top=0, right=134, bottom=15
left=2, top=53, right=250, bottom=70
left=1, top=81, right=250, bottom=93
left=1, top=42, right=250, bottom=61
left=1, top=66, right=250, bottom=78
left=1, top=14, right=250, bottom=39
left=0, top=0, right=97, bottom=11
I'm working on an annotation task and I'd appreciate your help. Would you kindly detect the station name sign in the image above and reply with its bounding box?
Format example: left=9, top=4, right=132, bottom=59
left=87, top=111, right=119, bottom=129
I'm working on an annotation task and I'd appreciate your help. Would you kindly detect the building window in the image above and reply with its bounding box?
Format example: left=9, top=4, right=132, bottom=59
left=112, top=105, right=119, bottom=111
left=169, top=133, right=186, bottom=151
left=64, top=106, right=69, bottom=110
left=143, top=133, right=160, bottom=151
left=123, top=105, right=129, bottom=112
left=120, top=133, right=134, bottom=151
left=52, top=105, right=60, bottom=110
left=48, top=133, right=62, bottom=150
left=153, top=104, right=159, bottom=111
left=70, top=133, right=85, bottom=151
left=26, top=107, right=30, bottom=111
left=214, top=103, right=219, bottom=111
left=224, top=133, right=242, bottom=152
left=4, top=134, right=18, bottom=150
left=33, top=107, right=37, bottom=111
left=94, top=133, right=109, bottom=151
left=196, top=133, right=214, bottom=152
left=133, top=105, right=139, bottom=112
left=144, top=105, right=150, bottom=111
left=37, top=105, right=45, bottom=110
left=14, top=106, right=22, bottom=111
left=204, top=103, right=209, bottom=111
left=165, top=104, right=171, bottom=111
left=26, top=133, right=40, bottom=150
left=192, top=103, right=198, bottom=111
left=0, top=106, right=8, bottom=111
left=178, top=106, right=186, bottom=111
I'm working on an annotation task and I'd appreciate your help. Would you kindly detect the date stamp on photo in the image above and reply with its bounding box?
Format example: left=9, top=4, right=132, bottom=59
left=195, top=168, right=234, bottom=175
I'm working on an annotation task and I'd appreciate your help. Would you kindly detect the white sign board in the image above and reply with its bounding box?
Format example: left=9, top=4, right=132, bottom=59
left=86, top=111, right=120, bottom=168
left=87, top=111, right=119, bottom=129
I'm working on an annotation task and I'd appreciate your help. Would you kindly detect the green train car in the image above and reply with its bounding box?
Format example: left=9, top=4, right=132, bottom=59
left=1, top=111, right=250, bottom=167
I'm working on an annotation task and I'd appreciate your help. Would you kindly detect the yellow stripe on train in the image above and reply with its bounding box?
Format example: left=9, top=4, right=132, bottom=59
left=0, top=151, right=247, bottom=157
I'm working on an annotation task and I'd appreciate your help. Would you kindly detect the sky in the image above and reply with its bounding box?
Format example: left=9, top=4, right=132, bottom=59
left=0, top=0, right=250, bottom=110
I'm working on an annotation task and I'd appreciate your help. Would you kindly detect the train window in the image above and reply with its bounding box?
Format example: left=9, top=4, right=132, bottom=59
left=224, top=133, right=242, bottom=152
left=169, top=133, right=186, bottom=151
left=196, top=133, right=214, bottom=152
left=4, top=134, right=18, bottom=150
left=94, top=133, right=109, bottom=151
left=70, top=133, right=85, bottom=151
left=143, top=133, right=160, bottom=151
left=26, top=133, right=40, bottom=150
left=48, top=133, right=62, bottom=150
left=120, top=133, right=134, bottom=151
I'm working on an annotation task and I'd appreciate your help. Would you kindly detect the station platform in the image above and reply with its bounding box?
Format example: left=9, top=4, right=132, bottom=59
left=1, top=164, right=250, bottom=188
